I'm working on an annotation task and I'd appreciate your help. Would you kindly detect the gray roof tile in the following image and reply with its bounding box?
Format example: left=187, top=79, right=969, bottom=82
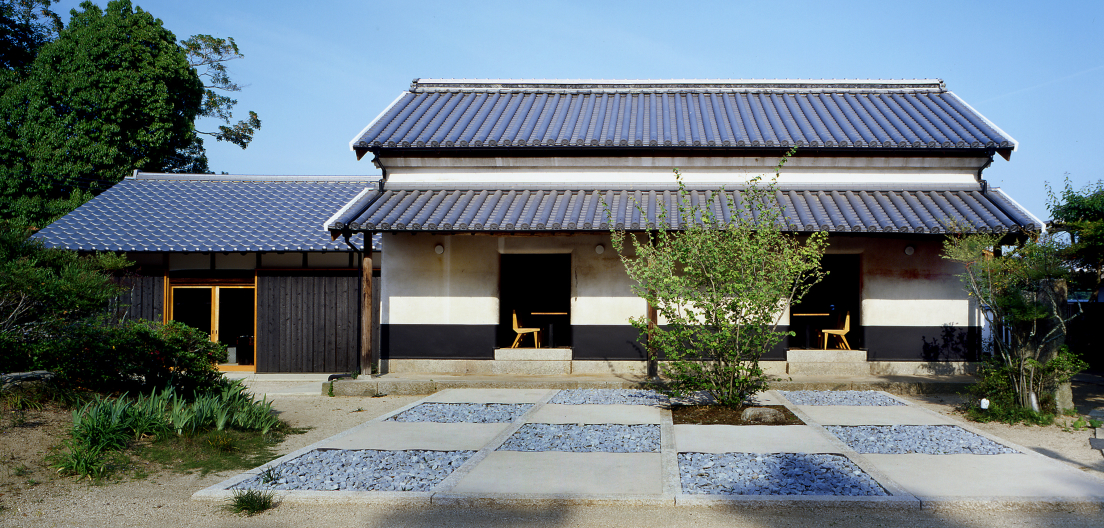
left=35, top=173, right=382, bottom=252
left=331, top=184, right=1040, bottom=234
left=351, top=80, right=1015, bottom=152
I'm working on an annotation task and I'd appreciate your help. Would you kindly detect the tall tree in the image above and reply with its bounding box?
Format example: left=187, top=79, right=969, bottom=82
left=1048, top=178, right=1104, bottom=301
left=0, top=0, right=61, bottom=81
left=0, top=0, right=260, bottom=228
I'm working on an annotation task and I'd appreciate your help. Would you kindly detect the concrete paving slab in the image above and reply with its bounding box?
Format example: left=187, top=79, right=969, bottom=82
left=797, top=405, right=957, bottom=426
left=318, top=421, right=510, bottom=451
left=527, top=404, right=662, bottom=424
left=751, top=391, right=785, bottom=406
left=674, top=424, right=842, bottom=454
left=450, top=451, right=663, bottom=495
left=426, top=388, right=555, bottom=403
left=864, top=454, right=1104, bottom=498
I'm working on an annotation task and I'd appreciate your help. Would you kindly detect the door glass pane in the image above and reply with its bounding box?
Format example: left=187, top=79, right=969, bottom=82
left=218, top=288, right=255, bottom=366
left=172, top=288, right=212, bottom=335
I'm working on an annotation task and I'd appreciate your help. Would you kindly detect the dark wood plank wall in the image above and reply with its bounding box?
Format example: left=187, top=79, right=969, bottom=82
left=255, top=271, right=362, bottom=373
left=116, top=273, right=164, bottom=322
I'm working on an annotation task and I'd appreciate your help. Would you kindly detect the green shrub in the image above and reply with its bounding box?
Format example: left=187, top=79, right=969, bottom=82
left=964, top=346, right=1087, bottom=425
left=28, top=318, right=226, bottom=394
left=227, top=489, right=275, bottom=515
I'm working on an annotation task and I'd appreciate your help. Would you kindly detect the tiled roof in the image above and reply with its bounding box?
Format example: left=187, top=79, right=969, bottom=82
left=350, top=79, right=1016, bottom=152
left=330, top=184, right=1040, bottom=234
left=35, top=173, right=381, bottom=252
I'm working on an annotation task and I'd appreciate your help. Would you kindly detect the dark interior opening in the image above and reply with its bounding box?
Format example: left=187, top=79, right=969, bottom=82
left=171, top=288, right=211, bottom=334
left=218, top=288, right=255, bottom=366
left=789, top=254, right=863, bottom=350
left=498, top=254, right=572, bottom=348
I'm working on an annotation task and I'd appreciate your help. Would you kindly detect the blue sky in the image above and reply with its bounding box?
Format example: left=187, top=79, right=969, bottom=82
left=53, top=0, right=1104, bottom=219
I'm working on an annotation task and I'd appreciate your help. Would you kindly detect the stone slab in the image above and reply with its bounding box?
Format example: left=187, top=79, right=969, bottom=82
left=786, top=349, right=867, bottom=363
left=673, top=424, right=842, bottom=454
left=527, top=404, right=662, bottom=424
left=796, top=405, right=957, bottom=426
left=863, top=453, right=1104, bottom=498
left=751, top=391, right=785, bottom=406
left=318, top=421, right=510, bottom=451
left=787, top=362, right=871, bottom=376
left=450, top=451, right=663, bottom=495
left=491, top=360, right=571, bottom=375
left=494, top=348, right=572, bottom=361
left=424, top=388, right=555, bottom=404
left=571, top=361, right=649, bottom=376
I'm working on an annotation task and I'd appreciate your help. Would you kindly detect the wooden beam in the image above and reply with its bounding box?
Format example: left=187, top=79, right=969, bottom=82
left=361, top=255, right=373, bottom=375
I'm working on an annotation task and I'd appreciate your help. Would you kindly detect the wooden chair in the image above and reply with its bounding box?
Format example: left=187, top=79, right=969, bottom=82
left=822, top=312, right=851, bottom=350
left=510, top=310, right=541, bottom=348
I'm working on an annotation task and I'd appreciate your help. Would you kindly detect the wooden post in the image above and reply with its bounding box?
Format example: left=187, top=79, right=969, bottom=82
left=361, top=255, right=373, bottom=376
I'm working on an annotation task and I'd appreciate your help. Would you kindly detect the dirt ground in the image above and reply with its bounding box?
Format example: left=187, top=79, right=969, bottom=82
left=0, top=382, right=1103, bottom=528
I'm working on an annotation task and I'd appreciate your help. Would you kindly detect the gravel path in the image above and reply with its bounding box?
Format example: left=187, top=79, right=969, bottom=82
left=232, top=449, right=475, bottom=492
left=388, top=403, right=532, bottom=423
left=550, top=389, right=669, bottom=406
left=678, top=452, right=888, bottom=496
left=778, top=390, right=904, bottom=406
left=826, top=425, right=1019, bottom=454
left=498, top=423, right=661, bottom=452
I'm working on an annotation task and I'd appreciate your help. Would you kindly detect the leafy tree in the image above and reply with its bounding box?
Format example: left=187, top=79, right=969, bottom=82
left=942, top=232, right=1083, bottom=411
left=0, top=0, right=61, bottom=80
left=0, top=0, right=260, bottom=228
left=1048, top=177, right=1104, bottom=301
left=610, top=158, right=828, bottom=407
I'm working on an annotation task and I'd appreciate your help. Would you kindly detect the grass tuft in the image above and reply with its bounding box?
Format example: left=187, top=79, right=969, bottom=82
left=226, top=489, right=276, bottom=515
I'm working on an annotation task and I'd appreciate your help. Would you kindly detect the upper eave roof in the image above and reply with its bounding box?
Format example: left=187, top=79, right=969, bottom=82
left=330, top=184, right=1041, bottom=235
left=34, top=172, right=381, bottom=253
left=350, top=79, right=1017, bottom=154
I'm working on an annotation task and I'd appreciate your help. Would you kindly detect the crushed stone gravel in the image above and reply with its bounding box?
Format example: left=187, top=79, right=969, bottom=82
left=232, top=449, right=475, bottom=492
left=388, top=403, right=532, bottom=423
left=679, top=452, right=888, bottom=496
left=778, top=390, right=905, bottom=406
left=550, top=389, right=669, bottom=406
left=498, top=423, right=661, bottom=452
left=826, top=425, right=1018, bottom=454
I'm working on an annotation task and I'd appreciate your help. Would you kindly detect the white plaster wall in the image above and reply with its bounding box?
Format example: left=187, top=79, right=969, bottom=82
left=382, top=233, right=646, bottom=327
left=381, top=155, right=986, bottom=186
left=823, top=237, right=975, bottom=328
left=382, top=234, right=500, bottom=325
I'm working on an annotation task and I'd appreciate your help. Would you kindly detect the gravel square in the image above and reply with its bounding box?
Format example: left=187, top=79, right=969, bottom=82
left=778, top=390, right=905, bottom=406
left=550, top=389, right=669, bottom=406
left=232, top=449, right=475, bottom=492
left=678, top=452, right=888, bottom=496
left=498, top=423, right=661, bottom=452
left=825, top=425, right=1018, bottom=454
left=388, top=403, right=533, bottom=423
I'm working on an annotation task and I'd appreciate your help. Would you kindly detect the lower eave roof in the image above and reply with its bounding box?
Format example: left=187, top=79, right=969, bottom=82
left=330, top=184, right=1041, bottom=235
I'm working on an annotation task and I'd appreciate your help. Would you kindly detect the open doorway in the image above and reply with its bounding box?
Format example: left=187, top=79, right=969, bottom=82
left=498, top=254, right=571, bottom=348
left=790, top=254, right=862, bottom=350
left=170, top=286, right=255, bottom=369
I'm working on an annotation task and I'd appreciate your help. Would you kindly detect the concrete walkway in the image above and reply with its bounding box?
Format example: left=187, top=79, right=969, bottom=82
left=324, top=372, right=976, bottom=396
left=194, top=388, right=1104, bottom=511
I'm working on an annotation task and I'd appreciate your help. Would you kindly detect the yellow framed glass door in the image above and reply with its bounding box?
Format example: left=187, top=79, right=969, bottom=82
left=170, top=285, right=256, bottom=371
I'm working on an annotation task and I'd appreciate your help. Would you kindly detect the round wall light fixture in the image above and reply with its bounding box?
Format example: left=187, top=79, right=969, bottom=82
left=904, top=245, right=915, bottom=256
left=595, top=244, right=605, bottom=254
left=434, top=244, right=444, bottom=254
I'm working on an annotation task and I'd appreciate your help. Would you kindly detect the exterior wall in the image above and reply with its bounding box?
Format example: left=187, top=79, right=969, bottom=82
left=255, top=270, right=361, bottom=373
left=381, top=233, right=651, bottom=361
left=381, top=233, right=979, bottom=363
left=123, top=251, right=369, bottom=373
left=381, top=155, right=988, bottom=186
left=825, top=236, right=979, bottom=361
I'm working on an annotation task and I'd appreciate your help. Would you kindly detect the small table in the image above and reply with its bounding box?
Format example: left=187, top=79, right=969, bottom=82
left=791, top=313, right=830, bottom=349
left=531, top=312, right=568, bottom=347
